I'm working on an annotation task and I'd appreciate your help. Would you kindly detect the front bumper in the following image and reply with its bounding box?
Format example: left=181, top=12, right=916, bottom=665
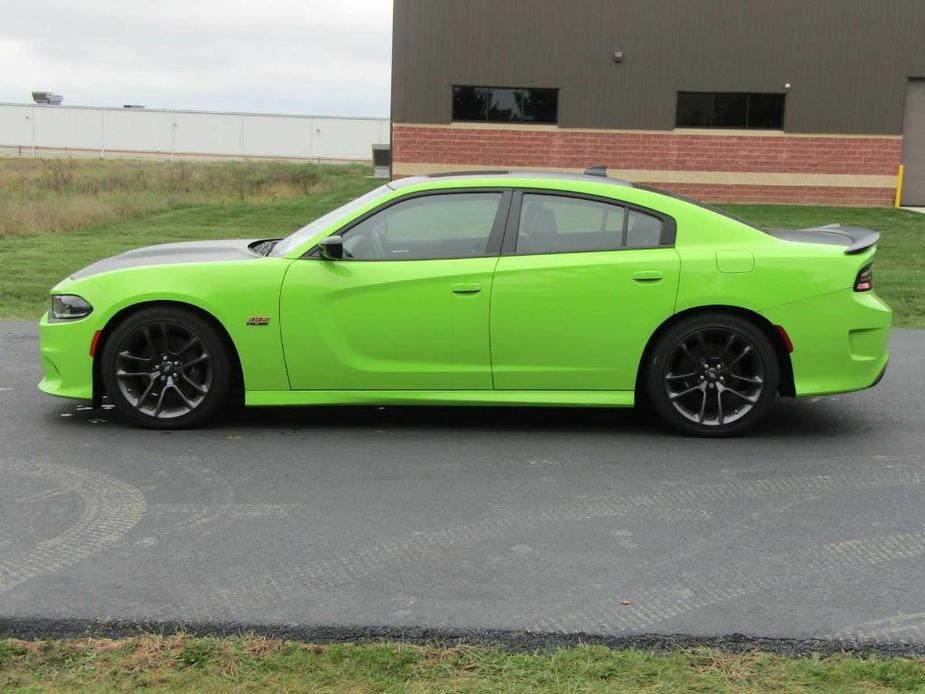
left=38, top=310, right=100, bottom=401
left=763, top=289, right=891, bottom=398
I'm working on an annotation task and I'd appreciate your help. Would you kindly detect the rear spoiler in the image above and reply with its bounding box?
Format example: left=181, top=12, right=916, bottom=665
left=763, top=224, right=880, bottom=255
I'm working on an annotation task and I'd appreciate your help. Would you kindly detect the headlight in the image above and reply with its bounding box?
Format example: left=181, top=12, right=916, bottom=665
left=51, top=294, right=93, bottom=320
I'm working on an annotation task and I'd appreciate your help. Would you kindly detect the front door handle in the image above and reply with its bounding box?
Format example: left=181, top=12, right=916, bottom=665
left=451, top=282, right=482, bottom=294
left=632, top=270, right=664, bottom=283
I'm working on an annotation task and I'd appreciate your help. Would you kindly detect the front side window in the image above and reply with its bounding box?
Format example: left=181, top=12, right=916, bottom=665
left=676, top=92, right=785, bottom=129
left=340, top=192, right=502, bottom=261
left=516, top=194, right=626, bottom=254
left=452, top=86, right=558, bottom=124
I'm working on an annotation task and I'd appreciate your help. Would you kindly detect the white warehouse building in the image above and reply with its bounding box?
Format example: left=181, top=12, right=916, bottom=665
left=0, top=102, right=390, bottom=163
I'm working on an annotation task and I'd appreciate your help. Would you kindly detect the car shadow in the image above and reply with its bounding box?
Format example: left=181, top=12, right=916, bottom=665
left=45, top=394, right=872, bottom=440
left=222, top=397, right=863, bottom=439
left=227, top=402, right=663, bottom=435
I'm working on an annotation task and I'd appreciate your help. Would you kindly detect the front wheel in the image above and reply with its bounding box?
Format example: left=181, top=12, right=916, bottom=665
left=646, top=314, right=780, bottom=437
left=100, top=307, right=232, bottom=429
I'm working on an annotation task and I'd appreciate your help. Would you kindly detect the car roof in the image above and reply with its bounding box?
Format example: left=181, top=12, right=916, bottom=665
left=387, top=170, right=634, bottom=190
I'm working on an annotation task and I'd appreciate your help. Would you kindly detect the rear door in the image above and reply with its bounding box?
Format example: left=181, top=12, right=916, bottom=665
left=490, top=191, right=680, bottom=391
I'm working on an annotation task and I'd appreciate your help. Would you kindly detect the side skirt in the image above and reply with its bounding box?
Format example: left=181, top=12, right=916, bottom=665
left=245, top=390, right=635, bottom=408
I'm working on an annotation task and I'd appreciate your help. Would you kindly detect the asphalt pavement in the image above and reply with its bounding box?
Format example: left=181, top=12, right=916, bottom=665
left=2, top=320, right=925, bottom=652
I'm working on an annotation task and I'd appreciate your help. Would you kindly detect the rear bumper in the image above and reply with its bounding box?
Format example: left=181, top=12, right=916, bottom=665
left=763, top=289, right=891, bottom=398
left=869, top=361, right=888, bottom=389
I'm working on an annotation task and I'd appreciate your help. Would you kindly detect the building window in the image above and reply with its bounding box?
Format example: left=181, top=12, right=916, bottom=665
left=676, top=92, right=785, bottom=129
left=452, top=86, right=558, bottom=124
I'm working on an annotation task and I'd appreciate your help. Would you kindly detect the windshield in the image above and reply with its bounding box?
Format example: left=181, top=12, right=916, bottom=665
left=270, top=184, right=391, bottom=257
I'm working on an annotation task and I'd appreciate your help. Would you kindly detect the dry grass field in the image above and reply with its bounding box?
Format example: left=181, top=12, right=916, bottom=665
left=0, top=157, right=370, bottom=238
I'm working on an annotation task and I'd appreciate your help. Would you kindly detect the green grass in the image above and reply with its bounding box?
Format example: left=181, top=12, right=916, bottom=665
left=2, top=637, right=924, bottom=693
left=0, top=173, right=380, bottom=319
left=0, top=157, right=922, bottom=325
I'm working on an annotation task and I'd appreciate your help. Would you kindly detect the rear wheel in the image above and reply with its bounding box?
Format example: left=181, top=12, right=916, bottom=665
left=100, top=306, right=232, bottom=429
left=646, top=313, right=779, bottom=437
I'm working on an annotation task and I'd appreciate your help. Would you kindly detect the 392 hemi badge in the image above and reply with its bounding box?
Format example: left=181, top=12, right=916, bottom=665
left=246, top=316, right=271, bottom=326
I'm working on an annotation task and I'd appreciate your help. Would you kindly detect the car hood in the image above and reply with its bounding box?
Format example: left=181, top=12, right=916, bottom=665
left=71, top=239, right=260, bottom=279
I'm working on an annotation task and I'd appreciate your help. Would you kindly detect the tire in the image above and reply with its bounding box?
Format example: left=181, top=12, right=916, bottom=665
left=100, top=306, right=233, bottom=429
left=645, top=313, right=780, bottom=437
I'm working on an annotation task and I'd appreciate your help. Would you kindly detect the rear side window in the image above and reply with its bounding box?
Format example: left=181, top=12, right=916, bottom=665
left=516, top=194, right=625, bottom=254
left=626, top=209, right=664, bottom=248
left=514, top=194, right=666, bottom=255
left=340, top=192, right=502, bottom=260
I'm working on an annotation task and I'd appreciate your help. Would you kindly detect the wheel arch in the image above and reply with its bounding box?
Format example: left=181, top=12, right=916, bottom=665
left=92, top=300, right=244, bottom=406
left=635, top=305, right=795, bottom=406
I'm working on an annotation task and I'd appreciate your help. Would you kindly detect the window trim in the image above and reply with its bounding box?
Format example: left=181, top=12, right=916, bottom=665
left=500, top=189, right=677, bottom=257
left=675, top=91, right=786, bottom=130
left=451, top=85, right=560, bottom=125
left=303, top=188, right=513, bottom=262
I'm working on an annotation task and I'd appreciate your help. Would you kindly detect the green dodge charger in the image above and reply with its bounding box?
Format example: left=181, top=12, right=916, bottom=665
left=39, top=169, right=891, bottom=436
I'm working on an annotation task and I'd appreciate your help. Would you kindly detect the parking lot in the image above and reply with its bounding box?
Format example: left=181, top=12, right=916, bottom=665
left=2, top=320, right=925, bottom=650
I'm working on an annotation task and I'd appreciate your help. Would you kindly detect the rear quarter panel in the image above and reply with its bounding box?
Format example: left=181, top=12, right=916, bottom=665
left=664, top=202, right=890, bottom=397
left=668, top=205, right=867, bottom=313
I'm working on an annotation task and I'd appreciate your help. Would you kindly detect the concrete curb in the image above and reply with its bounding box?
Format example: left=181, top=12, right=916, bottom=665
left=2, top=618, right=924, bottom=657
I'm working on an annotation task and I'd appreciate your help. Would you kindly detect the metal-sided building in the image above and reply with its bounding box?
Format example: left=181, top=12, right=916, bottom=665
left=391, top=0, right=925, bottom=205
left=0, top=103, right=390, bottom=164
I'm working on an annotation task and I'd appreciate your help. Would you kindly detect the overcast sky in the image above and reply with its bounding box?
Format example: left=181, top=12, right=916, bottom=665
left=0, top=0, right=392, bottom=116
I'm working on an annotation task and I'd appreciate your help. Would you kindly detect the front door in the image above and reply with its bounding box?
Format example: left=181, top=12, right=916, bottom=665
left=280, top=190, right=508, bottom=390
left=491, top=191, right=680, bottom=391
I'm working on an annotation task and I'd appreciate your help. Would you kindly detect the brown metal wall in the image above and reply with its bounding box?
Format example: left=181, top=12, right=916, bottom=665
left=392, top=0, right=925, bottom=134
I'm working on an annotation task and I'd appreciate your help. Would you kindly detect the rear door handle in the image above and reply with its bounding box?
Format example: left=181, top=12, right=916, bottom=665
left=632, top=270, right=664, bottom=283
left=451, top=282, right=482, bottom=294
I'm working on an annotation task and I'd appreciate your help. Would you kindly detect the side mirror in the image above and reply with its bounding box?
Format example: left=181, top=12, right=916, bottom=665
left=318, top=235, right=344, bottom=260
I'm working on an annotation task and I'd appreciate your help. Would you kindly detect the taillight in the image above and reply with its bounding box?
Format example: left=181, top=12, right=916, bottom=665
left=854, top=265, right=873, bottom=292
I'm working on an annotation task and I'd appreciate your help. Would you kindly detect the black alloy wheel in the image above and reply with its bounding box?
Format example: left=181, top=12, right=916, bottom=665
left=113, top=321, right=212, bottom=418
left=647, top=314, right=780, bottom=436
left=101, top=307, right=232, bottom=429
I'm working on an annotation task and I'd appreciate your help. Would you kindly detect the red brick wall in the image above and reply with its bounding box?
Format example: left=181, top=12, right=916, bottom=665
left=392, top=125, right=901, bottom=205
left=644, top=183, right=892, bottom=206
